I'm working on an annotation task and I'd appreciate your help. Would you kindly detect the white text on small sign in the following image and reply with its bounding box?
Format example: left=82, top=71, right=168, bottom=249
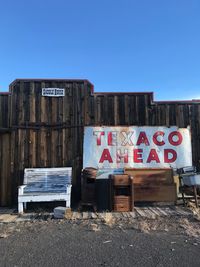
left=42, top=88, right=65, bottom=97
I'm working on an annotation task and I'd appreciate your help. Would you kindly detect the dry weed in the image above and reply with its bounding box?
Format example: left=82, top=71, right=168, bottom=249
left=178, top=217, right=200, bottom=239
left=103, top=213, right=116, bottom=227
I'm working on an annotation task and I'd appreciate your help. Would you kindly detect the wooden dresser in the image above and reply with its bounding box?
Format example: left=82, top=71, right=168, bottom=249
left=124, top=168, right=176, bottom=202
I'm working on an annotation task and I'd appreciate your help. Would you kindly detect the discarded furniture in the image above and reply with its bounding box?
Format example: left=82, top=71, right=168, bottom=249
left=110, top=174, right=134, bottom=212
left=124, top=168, right=176, bottom=202
left=178, top=166, right=200, bottom=207
left=79, top=167, right=97, bottom=211
left=95, top=178, right=112, bottom=211
left=18, top=167, right=72, bottom=213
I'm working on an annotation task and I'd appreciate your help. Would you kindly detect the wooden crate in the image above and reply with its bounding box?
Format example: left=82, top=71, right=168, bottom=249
left=114, top=196, right=131, bottom=212
left=124, top=168, right=177, bottom=202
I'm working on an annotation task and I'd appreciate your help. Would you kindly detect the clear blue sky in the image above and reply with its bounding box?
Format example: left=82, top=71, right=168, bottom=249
left=0, top=0, right=200, bottom=100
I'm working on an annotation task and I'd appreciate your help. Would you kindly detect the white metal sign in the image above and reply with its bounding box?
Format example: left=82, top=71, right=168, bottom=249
left=42, top=88, right=65, bottom=97
left=83, top=126, right=192, bottom=169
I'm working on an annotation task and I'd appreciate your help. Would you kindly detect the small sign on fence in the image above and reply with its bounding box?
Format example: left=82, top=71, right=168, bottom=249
left=42, top=88, right=65, bottom=97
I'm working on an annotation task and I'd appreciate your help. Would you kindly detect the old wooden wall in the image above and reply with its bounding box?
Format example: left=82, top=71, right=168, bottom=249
left=9, top=79, right=93, bottom=204
left=92, top=93, right=152, bottom=126
left=92, top=95, right=200, bottom=168
left=0, top=93, right=10, bottom=130
left=0, top=79, right=200, bottom=206
left=0, top=93, right=11, bottom=206
left=153, top=102, right=200, bottom=169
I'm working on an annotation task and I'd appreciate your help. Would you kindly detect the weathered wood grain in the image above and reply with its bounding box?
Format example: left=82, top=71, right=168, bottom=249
left=1, top=79, right=200, bottom=206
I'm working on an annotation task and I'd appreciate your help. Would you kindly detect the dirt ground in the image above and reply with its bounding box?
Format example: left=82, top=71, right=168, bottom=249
left=1, top=212, right=200, bottom=240
left=1, top=207, right=200, bottom=267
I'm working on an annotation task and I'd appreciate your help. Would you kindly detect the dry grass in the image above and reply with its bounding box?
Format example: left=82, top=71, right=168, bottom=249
left=178, top=217, right=200, bottom=238
left=102, top=213, right=116, bottom=227
left=187, top=202, right=200, bottom=220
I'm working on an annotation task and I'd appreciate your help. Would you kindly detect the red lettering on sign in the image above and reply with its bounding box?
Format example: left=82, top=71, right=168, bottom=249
left=133, top=149, right=143, bottom=163
left=99, top=149, right=113, bottom=163
left=147, top=149, right=160, bottom=163
left=153, top=131, right=165, bottom=146
left=164, top=149, right=177, bottom=163
left=117, top=149, right=128, bottom=163
left=93, top=131, right=105, bottom=146
left=168, top=131, right=183, bottom=146
left=136, top=132, right=150, bottom=146
left=108, top=131, right=117, bottom=146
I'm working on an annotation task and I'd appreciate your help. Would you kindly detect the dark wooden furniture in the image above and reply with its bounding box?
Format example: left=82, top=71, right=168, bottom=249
left=79, top=168, right=97, bottom=211
left=124, top=168, right=176, bottom=203
left=95, top=178, right=112, bottom=211
left=110, top=174, right=134, bottom=212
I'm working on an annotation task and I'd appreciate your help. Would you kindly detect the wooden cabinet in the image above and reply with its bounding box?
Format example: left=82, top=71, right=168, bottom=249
left=80, top=168, right=97, bottom=210
left=110, top=174, right=134, bottom=212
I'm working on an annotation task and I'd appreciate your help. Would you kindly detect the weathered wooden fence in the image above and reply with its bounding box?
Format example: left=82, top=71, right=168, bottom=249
left=0, top=93, right=11, bottom=206
left=0, top=79, right=200, bottom=206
